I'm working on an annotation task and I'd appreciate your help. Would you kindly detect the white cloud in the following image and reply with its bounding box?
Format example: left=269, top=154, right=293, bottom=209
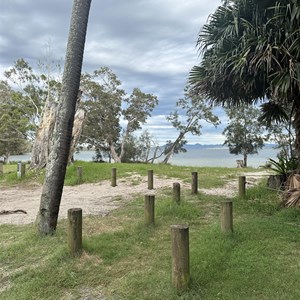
left=0, top=0, right=225, bottom=144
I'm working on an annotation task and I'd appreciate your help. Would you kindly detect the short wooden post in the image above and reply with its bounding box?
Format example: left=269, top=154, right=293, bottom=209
left=0, top=162, right=3, bottom=176
left=67, top=208, right=82, bottom=256
left=144, top=194, right=155, bottom=225
left=191, top=172, right=198, bottom=194
left=171, top=225, right=190, bottom=292
left=77, top=166, right=83, bottom=183
left=221, top=201, right=233, bottom=233
left=148, top=169, right=154, bottom=190
left=111, top=167, right=117, bottom=187
left=17, top=162, right=25, bottom=179
left=173, top=182, right=181, bottom=204
left=239, top=176, right=246, bottom=198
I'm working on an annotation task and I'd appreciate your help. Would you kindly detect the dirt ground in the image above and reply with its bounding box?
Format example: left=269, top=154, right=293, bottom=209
left=0, top=172, right=270, bottom=226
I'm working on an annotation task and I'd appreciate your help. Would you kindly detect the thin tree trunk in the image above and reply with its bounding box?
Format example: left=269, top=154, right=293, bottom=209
left=243, top=152, right=247, bottom=167
left=37, top=0, right=91, bottom=234
left=163, top=132, right=185, bottom=164
left=68, top=108, right=85, bottom=164
left=119, top=125, right=132, bottom=162
left=151, top=146, right=159, bottom=164
left=293, top=105, right=300, bottom=170
left=110, top=143, right=121, bottom=163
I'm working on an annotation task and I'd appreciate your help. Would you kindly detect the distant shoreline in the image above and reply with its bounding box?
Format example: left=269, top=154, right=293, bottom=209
left=6, top=145, right=279, bottom=168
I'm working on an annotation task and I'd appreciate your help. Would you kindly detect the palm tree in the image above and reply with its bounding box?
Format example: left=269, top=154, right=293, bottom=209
left=190, top=0, right=300, bottom=161
left=37, top=0, right=92, bottom=234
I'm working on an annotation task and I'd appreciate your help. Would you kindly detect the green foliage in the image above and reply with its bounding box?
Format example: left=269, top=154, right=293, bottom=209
left=223, top=105, right=266, bottom=166
left=190, top=0, right=300, bottom=163
left=164, top=84, right=220, bottom=163
left=268, top=156, right=299, bottom=175
left=0, top=81, right=31, bottom=161
left=80, top=68, right=158, bottom=163
left=1, top=57, right=62, bottom=164
left=190, top=0, right=300, bottom=104
left=4, top=58, right=61, bottom=132
left=0, top=163, right=44, bottom=185
left=80, top=67, right=124, bottom=154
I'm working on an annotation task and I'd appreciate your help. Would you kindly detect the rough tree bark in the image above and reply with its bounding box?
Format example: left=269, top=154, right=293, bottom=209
left=293, top=105, right=300, bottom=170
left=30, top=91, right=84, bottom=169
left=30, top=99, right=57, bottom=169
left=68, top=108, right=85, bottom=163
left=37, top=0, right=91, bottom=234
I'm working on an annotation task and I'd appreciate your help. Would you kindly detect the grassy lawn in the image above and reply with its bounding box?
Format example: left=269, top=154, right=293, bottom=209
left=1, top=162, right=299, bottom=299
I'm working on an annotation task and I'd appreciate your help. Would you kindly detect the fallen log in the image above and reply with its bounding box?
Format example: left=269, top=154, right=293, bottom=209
left=0, top=209, right=27, bottom=215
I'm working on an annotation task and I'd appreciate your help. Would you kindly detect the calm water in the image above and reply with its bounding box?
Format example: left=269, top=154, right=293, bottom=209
left=9, top=146, right=279, bottom=168
left=167, top=147, right=278, bottom=168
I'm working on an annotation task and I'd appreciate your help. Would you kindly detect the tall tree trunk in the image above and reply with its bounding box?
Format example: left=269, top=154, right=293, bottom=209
left=110, top=143, right=121, bottom=163
left=37, top=0, right=91, bottom=234
left=30, top=99, right=57, bottom=169
left=163, top=132, right=185, bottom=164
left=243, top=152, right=247, bottom=167
left=68, top=108, right=85, bottom=163
left=150, top=146, right=159, bottom=164
left=30, top=91, right=83, bottom=169
left=293, top=105, right=300, bottom=170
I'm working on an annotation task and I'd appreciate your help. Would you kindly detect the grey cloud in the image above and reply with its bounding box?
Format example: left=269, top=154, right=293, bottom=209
left=0, top=0, right=224, bottom=144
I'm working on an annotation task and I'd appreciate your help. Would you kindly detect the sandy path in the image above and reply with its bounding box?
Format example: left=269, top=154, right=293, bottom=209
left=0, top=175, right=189, bottom=225
left=0, top=171, right=271, bottom=226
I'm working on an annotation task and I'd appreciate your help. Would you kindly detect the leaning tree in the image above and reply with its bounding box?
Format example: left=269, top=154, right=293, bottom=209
left=37, top=0, right=92, bottom=234
left=190, top=0, right=300, bottom=163
left=163, top=83, right=220, bottom=164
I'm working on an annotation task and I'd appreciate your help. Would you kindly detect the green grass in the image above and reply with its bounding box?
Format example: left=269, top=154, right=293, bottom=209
left=1, top=163, right=299, bottom=299
left=0, top=161, right=257, bottom=188
left=0, top=163, right=44, bottom=186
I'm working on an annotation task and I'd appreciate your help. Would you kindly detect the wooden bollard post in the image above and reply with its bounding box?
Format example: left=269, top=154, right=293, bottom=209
left=171, top=225, right=190, bottom=292
left=144, top=194, right=155, bottom=225
left=17, top=162, right=25, bottom=179
left=173, top=182, right=181, bottom=204
left=77, top=166, right=83, bottom=183
left=111, top=167, right=117, bottom=187
left=67, top=208, right=82, bottom=256
left=221, top=201, right=233, bottom=233
left=148, top=169, right=154, bottom=190
left=239, top=176, right=246, bottom=198
left=0, top=161, right=3, bottom=176
left=191, top=172, right=198, bottom=194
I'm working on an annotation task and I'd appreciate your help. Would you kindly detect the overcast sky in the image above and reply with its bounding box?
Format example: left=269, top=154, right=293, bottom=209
left=0, top=0, right=227, bottom=145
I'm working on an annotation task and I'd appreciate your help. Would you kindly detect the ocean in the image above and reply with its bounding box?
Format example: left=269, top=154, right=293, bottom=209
left=8, top=145, right=279, bottom=168
left=165, top=146, right=278, bottom=168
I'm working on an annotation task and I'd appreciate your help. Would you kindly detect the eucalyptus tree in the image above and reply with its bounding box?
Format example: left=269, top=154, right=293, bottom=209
left=79, top=67, right=124, bottom=160
left=4, top=58, right=47, bottom=132
left=37, top=0, right=92, bottom=234
left=190, top=0, right=300, bottom=162
left=223, top=104, right=266, bottom=167
left=0, top=81, right=30, bottom=162
left=4, top=58, right=64, bottom=168
left=117, top=88, right=158, bottom=162
left=163, top=84, right=220, bottom=164
left=81, top=74, right=158, bottom=163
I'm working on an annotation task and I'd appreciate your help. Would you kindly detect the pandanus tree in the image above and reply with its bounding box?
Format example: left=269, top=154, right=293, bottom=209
left=37, top=0, right=92, bottom=234
left=190, top=0, right=300, bottom=163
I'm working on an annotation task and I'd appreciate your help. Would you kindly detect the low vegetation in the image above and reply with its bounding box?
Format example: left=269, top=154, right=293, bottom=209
left=1, top=163, right=300, bottom=299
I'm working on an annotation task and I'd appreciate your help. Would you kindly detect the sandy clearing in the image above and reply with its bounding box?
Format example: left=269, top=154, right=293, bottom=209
left=0, top=171, right=271, bottom=225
